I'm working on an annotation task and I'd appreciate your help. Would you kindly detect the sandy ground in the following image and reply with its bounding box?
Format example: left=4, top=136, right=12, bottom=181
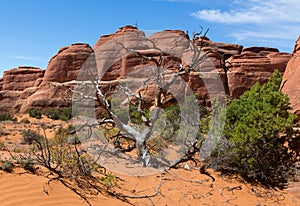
left=0, top=115, right=299, bottom=206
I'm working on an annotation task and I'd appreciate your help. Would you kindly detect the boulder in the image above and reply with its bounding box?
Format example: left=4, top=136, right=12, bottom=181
left=281, top=36, right=300, bottom=120
left=2, top=66, right=44, bottom=91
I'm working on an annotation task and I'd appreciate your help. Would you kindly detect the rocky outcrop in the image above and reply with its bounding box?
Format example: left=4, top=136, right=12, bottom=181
left=94, top=25, right=145, bottom=51
left=17, top=83, right=72, bottom=113
left=0, top=78, right=3, bottom=90
left=192, top=38, right=291, bottom=99
left=43, top=43, right=93, bottom=84
left=2, top=66, right=44, bottom=91
left=0, top=91, right=23, bottom=113
left=0, top=26, right=294, bottom=114
left=18, top=43, right=93, bottom=112
left=226, top=47, right=291, bottom=98
left=281, top=36, right=300, bottom=120
left=10, top=43, right=94, bottom=113
left=0, top=66, right=44, bottom=113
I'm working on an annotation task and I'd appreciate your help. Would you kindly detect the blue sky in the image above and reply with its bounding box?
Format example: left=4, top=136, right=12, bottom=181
left=1, top=0, right=299, bottom=77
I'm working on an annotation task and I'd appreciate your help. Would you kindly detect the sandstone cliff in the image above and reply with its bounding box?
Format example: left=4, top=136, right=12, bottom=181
left=0, top=26, right=294, bottom=114
left=281, top=36, right=300, bottom=120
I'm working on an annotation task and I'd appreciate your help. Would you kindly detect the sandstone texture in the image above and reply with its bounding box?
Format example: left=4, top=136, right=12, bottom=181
left=0, top=78, right=3, bottom=91
left=227, top=47, right=291, bottom=98
left=0, top=26, right=295, bottom=114
left=43, top=43, right=93, bottom=84
left=281, top=36, right=300, bottom=120
left=2, top=66, right=44, bottom=91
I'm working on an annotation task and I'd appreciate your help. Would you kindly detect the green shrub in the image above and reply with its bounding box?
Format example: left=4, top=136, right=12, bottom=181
left=43, top=107, right=72, bottom=121
left=43, top=108, right=60, bottom=120
left=59, top=107, right=72, bottom=121
left=21, top=129, right=43, bottom=145
left=211, top=70, right=298, bottom=188
left=18, top=157, right=37, bottom=173
left=129, top=104, right=150, bottom=125
left=0, top=113, right=16, bottom=122
left=29, top=108, right=42, bottom=119
left=19, top=118, right=30, bottom=124
left=0, top=159, right=14, bottom=172
left=101, top=173, right=117, bottom=189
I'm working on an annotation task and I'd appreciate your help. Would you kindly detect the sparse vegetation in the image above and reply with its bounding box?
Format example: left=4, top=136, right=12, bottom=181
left=16, top=126, right=110, bottom=204
left=100, top=172, right=117, bottom=190
left=43, top=108, right=60, bottom=120
left=19, top=118, right=30, bottom=124
left=29, top=108, right=42, bottom=119
left=0, top=159, right=14, bottom=173
left=20, top=129, right=43, bottom=145
left=0, top=113, right=16, bottom=122
left=43, top=107, right=72, bottom=121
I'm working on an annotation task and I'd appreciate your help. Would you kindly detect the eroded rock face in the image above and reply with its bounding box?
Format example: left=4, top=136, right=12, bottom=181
left=42, top=43, right=93, bottom=83
left=0, top=91, right=23, bottom=113
left=94, top=25, right=146, bottom=51
left=0, top=67, right=45, bottom=113
left=281, top=36, right=300, bottom=120
left=226, top=47, right=291, bottom=98
left=18, top=83, right=72, bottom=113
left=2, top=66, right=44, bottom=91
left=0, top=26, right=294, bottom=114
left=0, top=78, right=3, bottom=90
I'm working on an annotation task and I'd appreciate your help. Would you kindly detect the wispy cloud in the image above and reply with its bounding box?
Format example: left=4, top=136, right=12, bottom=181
left=13, top=56, right=45, bottom=61
left=191, top=0, right=300, bottom=51
left=191, top=0, right=300, bottom=24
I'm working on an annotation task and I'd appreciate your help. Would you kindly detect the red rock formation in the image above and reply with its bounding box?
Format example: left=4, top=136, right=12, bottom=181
left=18, top=83, right=72, bottom=113
left=0, top=91, right=23, bottom=113
left=0, top=26, right=294, bottom=114
left=0, top=78, right=3, bottom=90
left=2, top=66, right=44, bottom=91
left=94, top=25, right=145, bottom=51
left=281, top=36, right=300, bottom=120
left=42, top=43, right=93, bottom=84
left=226, top=47, right=291, bottom=98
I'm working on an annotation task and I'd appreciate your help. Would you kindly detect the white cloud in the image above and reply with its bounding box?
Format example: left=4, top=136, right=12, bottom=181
left=14, top=56, right=44, bottom=61
left=191, top=0, right=300, bottom=51
left=191, top=0, right=300, bottom=24
left=192, top=9, right=262, bottom=24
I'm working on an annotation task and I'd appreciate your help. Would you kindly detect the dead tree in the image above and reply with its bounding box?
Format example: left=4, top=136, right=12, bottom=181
left=72, top=28, right=226, bottom=169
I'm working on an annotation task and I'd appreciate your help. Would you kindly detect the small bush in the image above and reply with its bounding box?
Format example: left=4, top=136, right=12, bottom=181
left=43, top=108, right=60, bottom=120
left=18, top=157, right=37, bottom=173
left=21, top=129, right=43, bottom=145
left=43, top=107, right=72, bottom=121
left=20, top=118, right=30, bottom=124
left=0, top=160, right=14, bottom=172
left=60, top=107, right=72, bottom=121
left=29, top=108, right=42, bottom=119
left=101, top=173, right=117, bottom=189
left=0, top=113, right=16, bottom=122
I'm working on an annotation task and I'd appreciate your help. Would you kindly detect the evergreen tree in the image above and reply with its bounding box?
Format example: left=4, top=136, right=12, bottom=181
left=211, top=70, right=298, bottom=188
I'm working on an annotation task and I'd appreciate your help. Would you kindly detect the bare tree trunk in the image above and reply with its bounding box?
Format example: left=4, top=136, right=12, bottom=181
left=136, top=140, right=150, bottom=166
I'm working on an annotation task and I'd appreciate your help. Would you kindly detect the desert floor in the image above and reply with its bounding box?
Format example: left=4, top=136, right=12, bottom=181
left=0, top=115, right=299, bottom=206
